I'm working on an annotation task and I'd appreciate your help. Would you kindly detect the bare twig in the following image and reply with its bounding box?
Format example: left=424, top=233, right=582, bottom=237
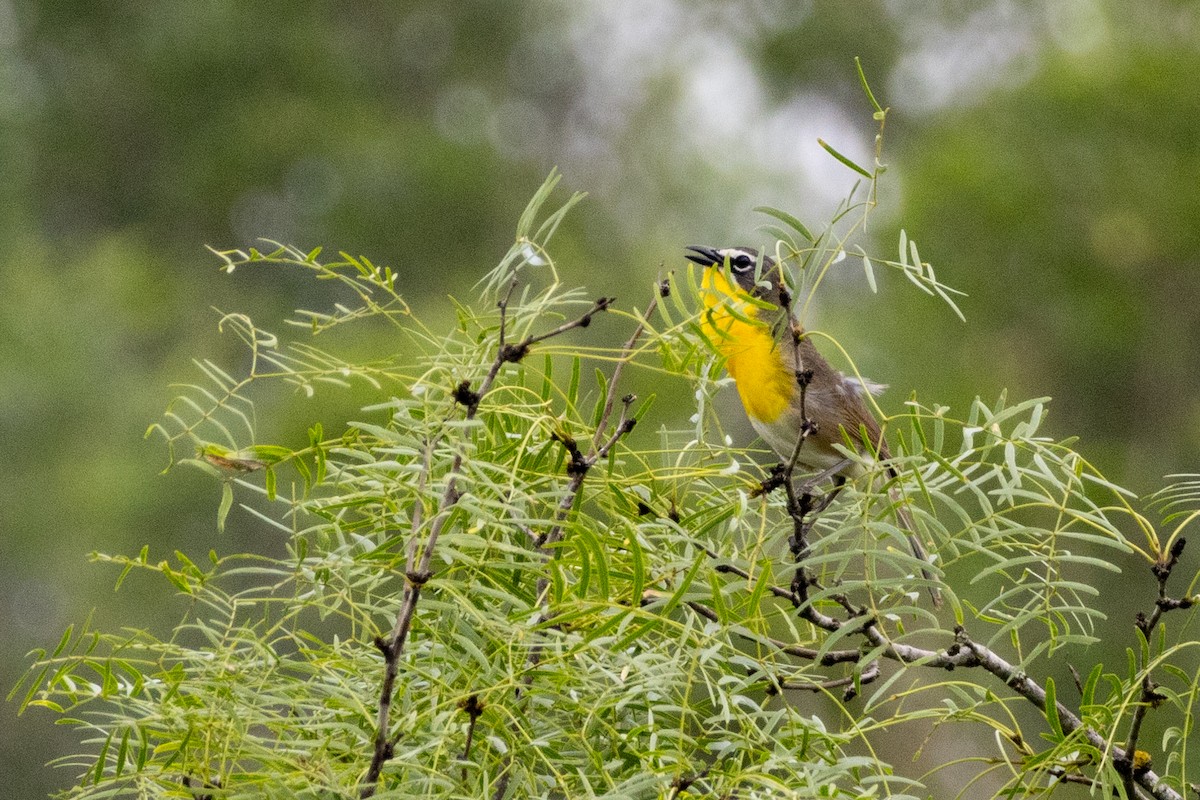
left=778, top=660, right=880, bottom=701
left=181, top=775, right=220, bottom=800
left=1120, top=537, right=1190, bottom=797
left=591, top=291, right=661, bottom=452
left=538, top=287, right=659, bottom=559
left=675, top=596, right=860, bottom=664
left=458, top=694, right=485, bottom=781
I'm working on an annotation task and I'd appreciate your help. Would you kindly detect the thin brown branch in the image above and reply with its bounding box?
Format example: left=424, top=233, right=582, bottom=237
left=500, top=295, right=614, bottom=363
left=950, top=627, right=1180, bottom=800
left=678, top=597, right=860, bottom=664
left=1121, top=537, right=1189, bottom=798
left=778, top=660, right=880, bottom=701
left=458, top=694, right=485, bottom=781
left=591, top=292, right=660, bottom=453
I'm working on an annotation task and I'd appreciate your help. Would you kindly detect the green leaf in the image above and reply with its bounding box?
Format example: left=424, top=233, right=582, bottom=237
left=115, top=726, right=130, bottom=778
left=50, top=624, right=75, bottom=658
left=567, top=355, right=581, bottom=411
left=94, top=728, right=113, bottom=784
left=855, top=56, right=884, bottom=114
left=217, top=482, right=233, bottom=533
left=1044, top=677, right=1065, bottom=740
left=858, top=247, right=877, bottom=293
left=818, top=138, right=873, bottom=178
left=753, top=206, right=814, bottom=243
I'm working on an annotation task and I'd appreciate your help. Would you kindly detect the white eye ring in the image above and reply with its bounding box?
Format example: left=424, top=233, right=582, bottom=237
left=730, top=256, right=754, bottom=273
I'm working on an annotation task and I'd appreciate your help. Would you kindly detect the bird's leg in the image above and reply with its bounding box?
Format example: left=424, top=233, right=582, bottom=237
left=795, top=458, right=852, bottom=502
left=755, top=457, right=853, bottom=499
left=787, top=459, right=852, bottom=567
left=805, top=474, right=847, bottom=517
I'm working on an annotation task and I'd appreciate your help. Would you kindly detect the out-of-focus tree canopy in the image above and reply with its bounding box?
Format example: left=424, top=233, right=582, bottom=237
left=4, top=0, right=1198, bottom=795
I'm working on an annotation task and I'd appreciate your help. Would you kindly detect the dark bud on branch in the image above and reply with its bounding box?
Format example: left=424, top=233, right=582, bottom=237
left=458, top=694, right=485, bottom=719
left=499, top=342, right=530, bottom=363
left=406, top=569, right=432, bottom=586
left=452, top=380, right=480, bottom=408
left=1153, top=536, right=1187, bottom=584
left=1157, top=595, right=1194, bottom=612
left=778, top=287, right=792, bottom=308
left=578, top=296, right=615, bottom=328
left=551, top=429, right=589, bottom=478
left=670, top=770, right=709, bottom=794
left=751, top=463, right=788, bottom=498
left=796, top=369, right=814, bottom=388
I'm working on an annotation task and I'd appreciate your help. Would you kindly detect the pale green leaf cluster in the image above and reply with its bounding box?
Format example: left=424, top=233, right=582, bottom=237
left=15, top=174, right=1200, bottom=800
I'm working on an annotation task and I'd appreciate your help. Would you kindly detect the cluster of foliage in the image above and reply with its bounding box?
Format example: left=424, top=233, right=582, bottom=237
left=15, top=145, right=1200, bottom=796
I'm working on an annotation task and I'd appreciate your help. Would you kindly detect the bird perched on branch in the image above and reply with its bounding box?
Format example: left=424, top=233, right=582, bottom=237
left=686, top=244, right=941, bottom=607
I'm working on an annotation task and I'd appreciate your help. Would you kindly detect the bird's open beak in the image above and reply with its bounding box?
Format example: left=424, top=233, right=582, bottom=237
left=684, top=245, right=723, bottom=267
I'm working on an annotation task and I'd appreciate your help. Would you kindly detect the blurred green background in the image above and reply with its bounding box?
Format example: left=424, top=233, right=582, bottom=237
left=5, top=0, right=1199, bottom=795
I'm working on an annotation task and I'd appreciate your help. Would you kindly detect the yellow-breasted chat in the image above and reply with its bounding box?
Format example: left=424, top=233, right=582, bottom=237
left=687, top=244, right=941, bottom=607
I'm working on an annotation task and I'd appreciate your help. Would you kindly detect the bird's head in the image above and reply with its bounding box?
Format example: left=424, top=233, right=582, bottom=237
left=684, top=245, right=786, bottom=306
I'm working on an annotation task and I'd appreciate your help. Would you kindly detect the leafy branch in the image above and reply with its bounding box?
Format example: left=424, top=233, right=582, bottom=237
left=15, top=170, right=1200, bottom=800
left=359, top=288, right=617, bottom=796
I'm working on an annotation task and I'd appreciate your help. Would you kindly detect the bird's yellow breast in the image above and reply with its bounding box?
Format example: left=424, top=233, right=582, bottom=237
left=699, top=269, right=795, bottom=424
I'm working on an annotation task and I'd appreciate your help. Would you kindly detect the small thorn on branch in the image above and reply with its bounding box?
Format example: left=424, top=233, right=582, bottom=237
left=1068, top=662, right=1084, bottom=696
left=617, top=394, right=638, bottom=435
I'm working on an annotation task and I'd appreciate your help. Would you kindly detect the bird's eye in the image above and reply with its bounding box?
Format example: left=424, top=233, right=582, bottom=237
left=731, top=255, right=754, bottom=273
